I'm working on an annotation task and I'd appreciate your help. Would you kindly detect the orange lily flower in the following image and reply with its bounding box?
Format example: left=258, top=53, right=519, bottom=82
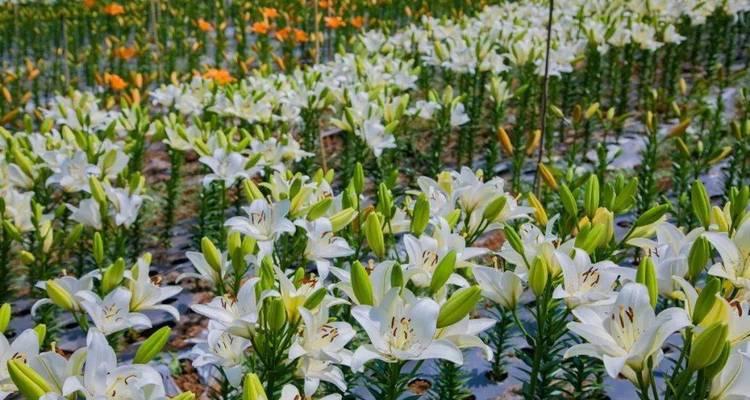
left=115, top=47, right=137, bottom=60
left=83, top=0, right=96, bottom=9
left=104, top=73, right=128, bottom=91
left=103, top=2, right=125, bottom=16
left=350, top=16, right=364, bottom=29
left=293, top=29, right=309, bottom=43
left=197, top=18, right=214, bottom=33
left=251, top=21, right=271, bottom=35
left=325, top=16, right=345, bottom=29
left=261, top=7, right=279, bottom=19
left=203, top=68, right=234, bottom=85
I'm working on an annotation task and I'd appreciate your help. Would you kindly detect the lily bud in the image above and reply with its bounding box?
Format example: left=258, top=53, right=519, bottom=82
left=584, top=102, right=600, bottom=119
left=679, top=78, right=688, bottom=96
left=592, top=208, right=614, bottom=244
left=691, top=181, right=711, bottom=228
left=483, top=195, right=508, bottom=222
left=612, top=179, right=638, bottom=213
left=703, top=342, right=731, bottom=379
left=329, top=208, right=357, bottom=232
left=497, top=127, right=513, bottom=155
left=351, top=261, right=374, bottom=306
left=687, top=237, right=710, bottom=281
left=303, top=288, right=327, bottom=310
left=258, top=257, right=275, bottom=293
left=436, top=286, right=482, bottom=328
left=711, top=205, right=729, bottom=232
left=8, top=359, right=52, bottom=400
left=19, top=250, right=35, bottom=265
left=46, top=280, right=76, bottom=311
left=584, top=175, right=599, bottom=218
left=33, top=324, right=46, bottom=346
left=243, top=180, right=263, bottom=201
left=636, top=257, right=658, bottom=308
left=667, top=118, right=691, bottom=138
left=575, top=223, right=607, bottom=254
left=93, top=232, right=105, bottom=266
left=559, top=184, right=578, bottom=217
left=0, top=303, right=10, bottom=333
left=242, top=373, right=268, bottom=400
left=352, top=162, right=365, bottom=194
left=503, top=226, right=524, bottom=256
left=89, top=176, right=107, bottom=206
left=688, top=322, right=728, bottom=371
left=266, top=298, right=287, bottom=331
left=201, top=237, right=223, bottom=273
left=411, top=194, right=430, bottom=236
left=65, top=224, right=84, bottom=249
left=391, top=263, right=404, bottom=288
left=538, top=164, right=558, bottom=190
left=634, top=204, right=671, bottom=227
left=445, top=209, right=461, bottom=229
left=102, top=258, right=125, bottom=294
left=430, top=251, right=457, bottom=294
left=171, top=392, right=196, bottom=400
left=529, top=257, right=549, bottom=297
left=364, top=212, right=385, bottom=258
left=306, top=198, right=332, bottom=221
left=134, top=326, right=171, bottom=364
left=527, top=193, right=548, bottom=226
left=693, top=277, right=720, bottom=325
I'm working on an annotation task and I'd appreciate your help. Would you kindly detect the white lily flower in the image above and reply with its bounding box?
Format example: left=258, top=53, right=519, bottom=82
left=0, top=330, right=40, bottom=399
left=45, top=151, right=100, bottom=193
left=709, top=346, right=750, bottom=400
left=27, top=349, right=87, bottom=398
left=565, top=283, right=691, bottom=383
left=67, top=198, right=103, bottom=230
left=350, top=288, right=463, bottom=371
left=62, top=329, right=166, bottom=400
left=281, top=384, right=341, bottom=400
left=705, top=218, right=750, bottom=291
left=296, top=218, right=354, bottom=280
left=553, top=249, right=634, bottom=308
left=225, top=199, right=296, bottom=257
left=434, top=316, right=495, bottom=361
left=191, top=278, right=262, bottom=338
left=472, top=266, right=523, bottom=310
left=32, top=273, right=96, bottom=315
left=1, top=189, right=34, bottom=232
left=77, top=288, right=152, bottom=335
left=290, top=306, right=354, bottom=364
left=359, top=118, right=396, bottom=158
left=127, top=256, right=182, bottom=321
left=199, top=148, right=249, bottom=187
left=191, top=323, right=251, bottom=387
left=402, top=234, right=469, bottom=288
left=105, top=185, right=144, bottom=228
left=182, top=247, right=231, bottom=286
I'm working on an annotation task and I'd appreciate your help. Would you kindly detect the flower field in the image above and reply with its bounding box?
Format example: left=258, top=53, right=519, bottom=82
left=2, top=0, right=750, bottom=399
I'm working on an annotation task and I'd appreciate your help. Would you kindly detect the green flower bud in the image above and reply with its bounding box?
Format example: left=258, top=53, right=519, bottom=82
left=243, top=180, right=264, bottom=201
left=445, top=209, right=461, bottom=229
left=46, top=280, right=76, bottom=311
left=353, top=162, right=365, bottom=194
left=0, top=304, right=10, bottom=333
left=102, top=258, right=125, bottom=295
left=134, top=326, right=171, bottom=364
left=2, top=220, right=22, bottom=241
left=19, top=250, right=35, bottom=265
left=693, top=277, right=721, bottom=325
left=351, top=261, right=374, bottom=306
left=266, top=298, right=287, bottom=332
left=634, top=204, right=671, bottom=227
left=482, top=195, right=508, bottom=222
left=390, top=263, right=404, bottom=288
left=171, top=392, right=196, bottom=400
left=89, top=176, right=107, bottom=206
left=93, top=232, right=105, bottom=266
left=687, top=236, right=710, bottom=281
left=376, top=183, right=393, bottom=220
left=411, top=194, right=430, bottom=236
left=559, top=184, right=578, bottom=218
left=303, top=288, right=327, bottom=310
left=258, top=256, right=275, bottom=293
left=33, top=324, right=46, bottom=346
left=365, top=212, right=385, bottom=258
left=293, top=267, right=305, bottom=288
left=436, top=286, right=482, bottom=328
left=64, top=224, right=84, bottom=249
left=307, top=198, right=333, bottom=221
left=574, top=223, right=607, bottom=254
left=584, top=175, right=600, bottom=218
left=503, top=226, right=525, bottom=256
left=242, top=373, right=268, bottom=400
left=529, top=257, right=549, bottom=297
left=8, top=359, right=52, bottom=400
left=703, top=341, right=731, bottom=379
left=201, top=237, right=223, bottom=273
left=636, top=257, right=658, bottom=308
left=691, top=181, right=711, bottom=228
left=329, top=208, right=357, bottom=232
left=689, top=323, right=728, bottom=371
left=430, top=251, right=456, bottom=294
